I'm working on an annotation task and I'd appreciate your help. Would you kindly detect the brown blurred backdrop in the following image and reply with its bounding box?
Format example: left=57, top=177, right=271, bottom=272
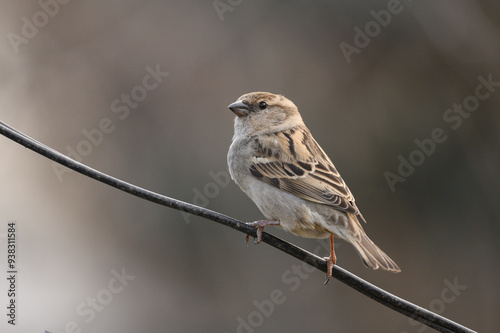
left=1, top=1, right=499, bottom=332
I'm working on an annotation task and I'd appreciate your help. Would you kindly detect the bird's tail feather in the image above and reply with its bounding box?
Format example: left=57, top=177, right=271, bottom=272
left=351, top=233, right=401, bottom=272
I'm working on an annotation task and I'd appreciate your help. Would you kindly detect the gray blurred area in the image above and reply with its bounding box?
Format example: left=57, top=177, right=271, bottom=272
left=1, top=1, right=499, bottom=332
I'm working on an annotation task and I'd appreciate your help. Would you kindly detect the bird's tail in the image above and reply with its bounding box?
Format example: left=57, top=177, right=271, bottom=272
left=350, top=232, right=401, bottom=273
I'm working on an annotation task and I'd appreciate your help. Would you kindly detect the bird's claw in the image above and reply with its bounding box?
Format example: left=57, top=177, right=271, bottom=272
left=323, top=256, right=335, bottom=285
left=324, top=234, right=336, bottom=285
left=245, top=220, right=280, bottom=245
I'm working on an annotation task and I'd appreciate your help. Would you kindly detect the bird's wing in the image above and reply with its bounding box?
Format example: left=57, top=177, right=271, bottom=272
left=250, top=126, right=364, bottom=218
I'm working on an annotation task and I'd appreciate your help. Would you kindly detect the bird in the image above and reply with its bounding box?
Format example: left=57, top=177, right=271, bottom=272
left=226, top=92, right=400, bottom=282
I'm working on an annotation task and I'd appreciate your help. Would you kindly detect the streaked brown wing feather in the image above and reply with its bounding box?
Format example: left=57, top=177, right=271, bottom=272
left=250, top=126, right=361, bottom=216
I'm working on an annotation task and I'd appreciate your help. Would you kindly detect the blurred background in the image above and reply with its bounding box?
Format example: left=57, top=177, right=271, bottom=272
left=1, top=1, right=499, bottom=332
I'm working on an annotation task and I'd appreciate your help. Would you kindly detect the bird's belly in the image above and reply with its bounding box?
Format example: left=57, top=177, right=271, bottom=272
left=241, top=176, right=343, bottom=239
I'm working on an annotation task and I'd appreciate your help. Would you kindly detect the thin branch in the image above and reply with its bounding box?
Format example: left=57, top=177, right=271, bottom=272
left=0, top=121, right=476, bottom=333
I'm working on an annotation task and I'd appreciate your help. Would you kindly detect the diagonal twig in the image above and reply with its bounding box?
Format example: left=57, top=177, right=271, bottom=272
left=0, top=121, right=476, bottom=333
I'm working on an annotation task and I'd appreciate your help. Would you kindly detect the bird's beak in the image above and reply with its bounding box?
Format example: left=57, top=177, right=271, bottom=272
left=228, top=100, right=250, bottom=117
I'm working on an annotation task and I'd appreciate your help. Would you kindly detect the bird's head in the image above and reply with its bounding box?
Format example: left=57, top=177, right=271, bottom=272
left=228, top=92, right=303, bottom=136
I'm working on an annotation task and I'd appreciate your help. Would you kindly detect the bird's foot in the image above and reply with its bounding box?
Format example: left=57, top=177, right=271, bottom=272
left=245, top=220, right=280, bottom=245
left=323, top=255, right=337, bottom=285
left=324, top=235, right=336, bottom=285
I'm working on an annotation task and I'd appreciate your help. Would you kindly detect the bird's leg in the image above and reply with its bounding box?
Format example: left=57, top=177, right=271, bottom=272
left=324, top=234, right=337, bottom=285
left=245, top=220, right=280, bottom=245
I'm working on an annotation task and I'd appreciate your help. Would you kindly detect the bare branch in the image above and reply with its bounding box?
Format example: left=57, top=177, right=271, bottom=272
left=0, top=121, right=476, bottom=333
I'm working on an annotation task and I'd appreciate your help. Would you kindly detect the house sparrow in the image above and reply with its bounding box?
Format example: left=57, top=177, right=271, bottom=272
left=227, top=92, right=400, bottom=281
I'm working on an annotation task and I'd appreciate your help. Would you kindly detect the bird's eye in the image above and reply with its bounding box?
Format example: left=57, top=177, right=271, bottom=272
left=258, top=101, right=267, bottom=110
